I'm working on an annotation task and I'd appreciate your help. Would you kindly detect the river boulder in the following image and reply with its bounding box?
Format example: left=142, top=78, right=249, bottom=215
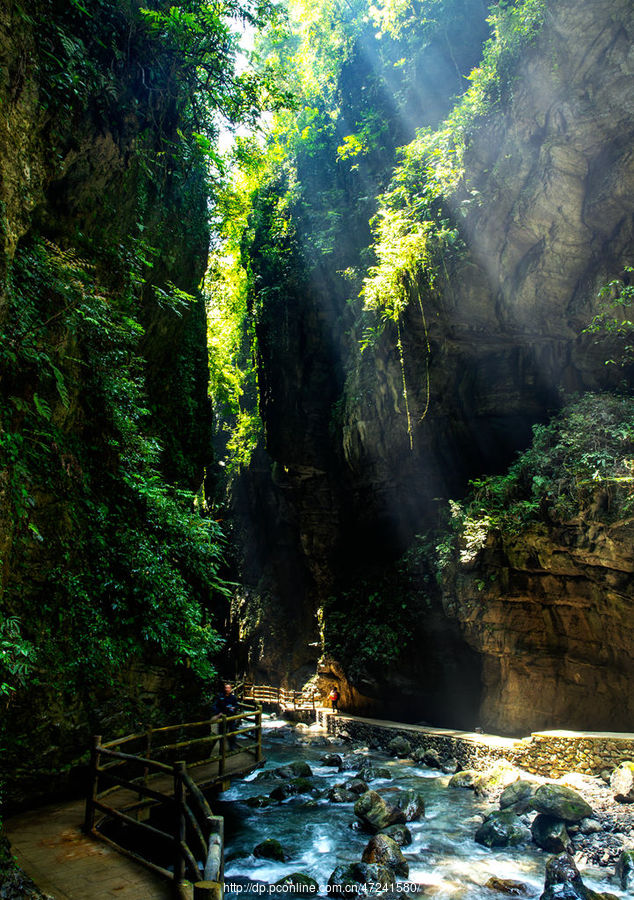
left=531, top=814, right=571, bottom=853
left=475, top=810, right=530, bottom=849
left=326, top=785, right=357, bottom=803
left=345, top=779, right=369, bottom=795
left=361, top=834, right=409, bottom=877
left=380, top=824, right=412, bottom=847
left=271, top=777, right=315, bottom=801
left=531, top=784, right=593, bottom=822
left=539, top=852, right=619, bottom=899
left=254, top=839, right=287, bottom=861
left=474, top=763, right=523, bottom=798
left=274, top=874, right=319, bottom=892
left=485, top=877, right=531, bottom=896
left=327, top=863, right=393, bottom=894
left=388, top=736, right=412, bottom=758
left=616, top=849, right=634, bottom=889
left=449, top=770, right=477, bottom=789
left=354, top=790, right=406, bottom=832
left=393, top=790, right=425, bottom=821
left=500, top=780, right=538, bottom=812
left=321, top=753, right=344, bottom=769
left=611, top=762, right=634, bottom=803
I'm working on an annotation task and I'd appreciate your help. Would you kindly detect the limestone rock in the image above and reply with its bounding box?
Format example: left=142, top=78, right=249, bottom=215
left=611, top=762, right=634, bottom=803
left=361, top=834, right=409, bottom=877
left=531, top=784, right=593, bottom=822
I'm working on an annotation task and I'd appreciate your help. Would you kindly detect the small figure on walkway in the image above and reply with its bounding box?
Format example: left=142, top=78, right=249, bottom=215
left=328, top=686, right=340, bottom=713
left=212, top=682, right=239, bottom=749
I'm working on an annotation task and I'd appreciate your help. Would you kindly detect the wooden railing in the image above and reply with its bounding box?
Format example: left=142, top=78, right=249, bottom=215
left=242, top=683, right=321, bottom=710
left=84, top=705, right=262, bottom=899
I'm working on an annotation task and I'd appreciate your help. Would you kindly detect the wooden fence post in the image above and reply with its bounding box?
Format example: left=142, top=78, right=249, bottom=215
left=255, top=706, right=262, bottom=763
left=219, top=716, right=227, bottom=777
left=84, top=734, right=101, bottom=835
left=174, top=761, right=187, bottom=888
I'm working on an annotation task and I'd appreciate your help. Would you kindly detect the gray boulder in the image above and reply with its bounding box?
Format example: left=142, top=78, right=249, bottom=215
left=475, top=810, right=530, bottom=849
left=345, top=779, right=369, bottom=795
left=532, top=784, right=593, bottom=822
left=531, top=814, right=571, bottom=853
left=354, top=790, right=406, bottom=833
left=326, top=785, right=357, bottom=803
left=539, top=852, right=619, bottom=899
left=321, top=753, right=344, bottom=769
left=611, top=762, right=634, bottom=803
left=387, top=736, right=412, bottom=758
left=361, top=834, right=409, bottom=877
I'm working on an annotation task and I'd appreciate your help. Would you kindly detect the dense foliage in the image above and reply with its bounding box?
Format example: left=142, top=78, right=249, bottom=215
left=436, top=393, right=634, bottom=570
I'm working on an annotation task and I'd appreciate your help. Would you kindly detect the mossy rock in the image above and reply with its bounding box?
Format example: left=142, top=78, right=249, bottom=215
left=474, top=810, right=530, bottom=849
left=254, top=838, right=288, bottom=861
left=531, top=783, right=592, bottom=822
left=274, top=874, right=319, bottom=892
left=327, top=863, right=393, bottom=895
left=393, top=790, right=425, bottom=822
left=616, top=849, right=634, bottom=889
left=361, top=834, right=409, bottom=877
left=245, top=794, right=277, bottom=808
left=380, top=824, right=412, bottom=847
left=449, top=770, right=476, bottom=789
left=354, top=790, right=406, bottom=833
left=499, top=779, right=538, bottom=811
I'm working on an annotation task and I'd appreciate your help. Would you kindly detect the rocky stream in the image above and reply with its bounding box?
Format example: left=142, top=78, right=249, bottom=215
left=217, top=718, right=634, bottom=900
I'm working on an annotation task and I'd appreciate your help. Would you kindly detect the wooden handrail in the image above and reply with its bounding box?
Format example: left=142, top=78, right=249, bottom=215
left=85, top=703, right=263, bottom=900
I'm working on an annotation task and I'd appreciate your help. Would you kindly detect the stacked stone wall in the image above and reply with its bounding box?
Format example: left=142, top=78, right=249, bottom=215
left=322, top=714, right=634, bottom=778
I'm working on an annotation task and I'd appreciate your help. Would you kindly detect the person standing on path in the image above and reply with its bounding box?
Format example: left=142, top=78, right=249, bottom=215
left=328, top=686, right=340, bottom=713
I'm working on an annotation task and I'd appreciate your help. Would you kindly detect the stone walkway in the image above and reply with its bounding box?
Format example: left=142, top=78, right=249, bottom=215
left=4, top=751, right=259, bottom=900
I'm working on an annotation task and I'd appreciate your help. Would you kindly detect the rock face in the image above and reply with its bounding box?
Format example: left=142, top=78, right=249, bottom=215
left=230, top=0, right=634, bottom=736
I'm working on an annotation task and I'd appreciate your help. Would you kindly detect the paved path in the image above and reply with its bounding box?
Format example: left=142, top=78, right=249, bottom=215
left=4, top=751, right=258, bottom=900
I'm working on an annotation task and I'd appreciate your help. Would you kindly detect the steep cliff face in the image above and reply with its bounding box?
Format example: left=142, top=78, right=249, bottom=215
left=0, top=0, right=217, bottom=805
left=232, top=0, right=634, bottom=733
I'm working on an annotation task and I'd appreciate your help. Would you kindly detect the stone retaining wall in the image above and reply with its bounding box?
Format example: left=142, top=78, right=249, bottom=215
left=322, top=714, right=634, bottom=778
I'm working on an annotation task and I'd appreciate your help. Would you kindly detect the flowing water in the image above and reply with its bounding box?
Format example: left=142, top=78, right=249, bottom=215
left=218, top=717, right=625, bottom=899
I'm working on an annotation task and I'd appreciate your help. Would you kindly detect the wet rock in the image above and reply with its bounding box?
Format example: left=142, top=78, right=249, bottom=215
left=380, top=824, right=412, bottom=847
left=611, top=762, right=634, bottom=803
left=327, top=863, right=392, bottom=894
left=576, top=818, right=603, bottom=836
left=245, top=794, right=276, bottom=808
left=413, top=748, right=441, bottom=768
left=393, top=790, right=425, bottom=822
left=538, top=852, right=619, bottom=899
left=356, top=762, right=392, bottom=781
left=361, top=834, right=409, bottom=877
left=615, top=849, right=634, bottom=890
left=346, top=779, right=369, bottom=795
left=326, top=785, right=357, bottom=803
left=387, top=736, right=412, bottom=758
left=484, top=877, right=531, bottom=896
left=270, top=777, right=315, bottom=801
left=474, top=763, right=522, bottom=798
left=532, top=784, right=593, bottom=822
left=475, top=810, right=531, bottom=849
left=531, top=814, right=571, bottom=852
left=321, top=753, right=344, bottom=769
left=449, top=770, right=477, bottom=789
left=254, top=838, right=288, bottom=861
left=354, top=790, right=407, bottom=833
left=274, top=761, right=313, bottom=779
left=375, top=767, right=392, bottom=779
left=274, top=874, right=319, bottom=892
left=499, top=780, right=538, bottom=812
left=442, top=758, right=460, bottom=775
